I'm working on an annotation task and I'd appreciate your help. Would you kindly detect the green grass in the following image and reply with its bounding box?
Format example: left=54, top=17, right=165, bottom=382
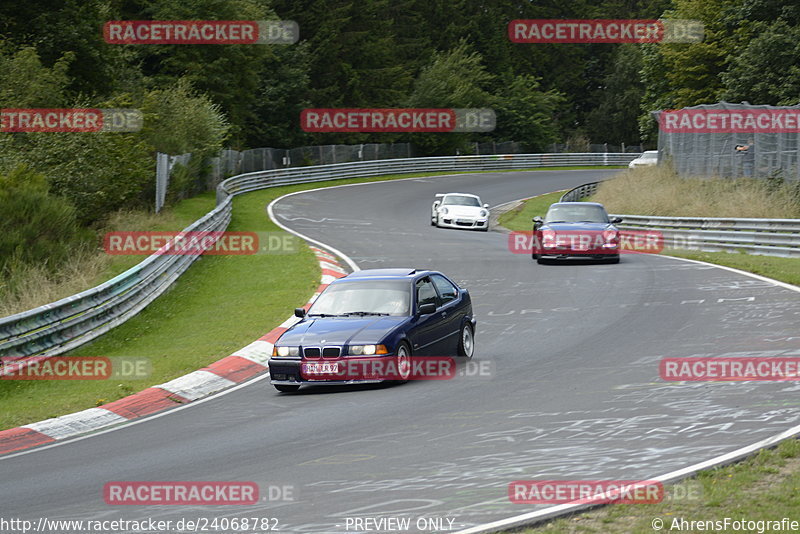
left=520, top=438, right=800, bottom=533
left=498, top=190, right=566, bottom=231
left=94, top=192, right=220, bottom=283
left=661, top=249, right=800, bottom=287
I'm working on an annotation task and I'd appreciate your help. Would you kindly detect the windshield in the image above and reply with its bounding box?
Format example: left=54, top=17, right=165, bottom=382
left=442, top=195, right=481, bottom=207
left=307, top=280, right=410, bottom=316
left=544, top=204, right=610, bottom=224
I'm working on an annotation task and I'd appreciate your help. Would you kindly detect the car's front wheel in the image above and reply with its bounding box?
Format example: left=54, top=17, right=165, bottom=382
left=274, top=384, right=300, bottom=392
left=393, top=342, right=412, bottom=384
left=458, top=323, right=474, bottom=359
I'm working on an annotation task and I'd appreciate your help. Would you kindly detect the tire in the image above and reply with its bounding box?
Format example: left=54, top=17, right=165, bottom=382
left=531, top=253, right=539, bottom=260
left=480, top=226, right=489, bottom=232
left=392, top=342, right=412, bottom=384
left=606, top=256, right=620, bottom=264
left=458, top=322, right=475, bottom=359
left=536, top=257, right=546, bottom=264
left=274, top=384, right=300, bottom=392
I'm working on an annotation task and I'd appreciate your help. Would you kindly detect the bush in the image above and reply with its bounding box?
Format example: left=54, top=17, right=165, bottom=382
left=0, top=165, right=91, bottom=280
left=18, top=131, right=154, bottom=226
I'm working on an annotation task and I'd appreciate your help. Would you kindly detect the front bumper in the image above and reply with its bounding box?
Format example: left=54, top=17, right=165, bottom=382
left=437, top=217, right=488, bottom=230
left=268, top=356, right=393, bottom=386
left=536, top=245, right=619, bottom=258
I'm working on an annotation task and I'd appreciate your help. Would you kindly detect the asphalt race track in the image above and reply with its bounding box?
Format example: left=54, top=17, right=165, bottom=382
left=2, top=169, right=799, bottom=533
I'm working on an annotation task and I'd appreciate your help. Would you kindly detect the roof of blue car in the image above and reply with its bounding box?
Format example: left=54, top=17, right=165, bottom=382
left=342, top=268, right=428, bottom=279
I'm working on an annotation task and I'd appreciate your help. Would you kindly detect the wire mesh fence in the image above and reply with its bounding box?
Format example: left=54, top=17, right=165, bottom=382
left=654, top=102, right=800, bottom=180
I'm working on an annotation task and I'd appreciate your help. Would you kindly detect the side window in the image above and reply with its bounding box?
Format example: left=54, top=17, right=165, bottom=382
left=431, top=274, right=458, bottom=304
left=416, top=278, right=439, bottom=308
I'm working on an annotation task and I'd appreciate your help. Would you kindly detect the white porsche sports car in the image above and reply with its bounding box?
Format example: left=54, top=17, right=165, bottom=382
left=431, top=193, right=490, bottom=231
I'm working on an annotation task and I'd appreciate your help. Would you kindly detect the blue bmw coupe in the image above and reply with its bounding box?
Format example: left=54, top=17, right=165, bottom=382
left=268, top=268, right=475, bottom=392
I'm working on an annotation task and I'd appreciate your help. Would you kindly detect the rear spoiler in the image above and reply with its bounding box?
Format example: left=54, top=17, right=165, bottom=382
left=434, top=193, right=446, bottom=198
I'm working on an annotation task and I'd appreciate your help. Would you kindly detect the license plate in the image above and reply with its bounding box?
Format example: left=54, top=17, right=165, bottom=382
left=302, top=362, right=338, bottom=374
left=457, top=219, right=473, bottom=224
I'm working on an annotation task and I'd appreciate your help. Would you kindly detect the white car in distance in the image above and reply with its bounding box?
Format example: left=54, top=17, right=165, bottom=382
left=431, top=193, right=490, bottom=231
left=628, top=150, right=659, bottom=168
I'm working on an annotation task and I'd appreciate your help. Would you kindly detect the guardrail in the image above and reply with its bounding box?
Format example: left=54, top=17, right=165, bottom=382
left=560, top=182, right=800, bottom=258
left=217, top=153, right=637, bottom=203
left=0, top=153, right=636, bottom=363
left=0, top=200, right=232, bottom=368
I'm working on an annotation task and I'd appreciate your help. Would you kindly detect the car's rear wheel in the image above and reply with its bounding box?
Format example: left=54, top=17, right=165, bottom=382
left=458, top=323, right=474, bottom=359
left=274, top=384, right=300, bottom=392
left=393, top=342, right=412, bottom=384
left=536, top=257, right=546, bottom=264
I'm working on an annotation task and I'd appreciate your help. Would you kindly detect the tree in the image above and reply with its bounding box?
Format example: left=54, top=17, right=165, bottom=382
left=493, top=74, right=564, bottom=150
left=722, top=20, right=800, bottom=105
left=586, top=44, right=645, bottom=145
left=405, top=40, right=494, bottom=155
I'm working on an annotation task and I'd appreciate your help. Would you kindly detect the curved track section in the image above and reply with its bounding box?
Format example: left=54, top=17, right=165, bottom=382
left=1, top=170, right=799, bottom=534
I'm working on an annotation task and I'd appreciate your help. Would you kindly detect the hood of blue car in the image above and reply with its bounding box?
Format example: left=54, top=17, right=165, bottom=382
left=279, top=316, right=407, bottom=346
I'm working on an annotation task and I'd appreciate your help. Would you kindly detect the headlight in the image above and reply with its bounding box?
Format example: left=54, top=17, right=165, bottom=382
left=348, top=344, right=388, bottom=356
left=542, top=229, right=557, bottom=247
left=602, top=229, right=619, bottom=244
left=273, top=346, right=300, bottom=357
left=440, top=207, right=448, bottom=215
left=479, top=209, right=488, bottom=217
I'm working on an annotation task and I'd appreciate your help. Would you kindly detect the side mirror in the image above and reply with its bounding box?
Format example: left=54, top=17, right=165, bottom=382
left=433, top=201, right=440, bottom=208
left=294, top=307, right=306, bottom=318
left=417, top=303, right=437, bottom=315
left=532, top=216, right=543, bottom=229
left=610, top=217, right=623, bottom=224
left=483, top=203, right=490, bottom=209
